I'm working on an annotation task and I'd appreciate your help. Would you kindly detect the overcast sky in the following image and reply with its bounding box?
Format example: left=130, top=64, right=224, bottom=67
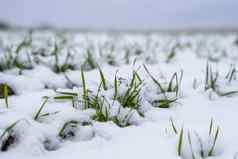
left=0, top=0, right=237, bottom=30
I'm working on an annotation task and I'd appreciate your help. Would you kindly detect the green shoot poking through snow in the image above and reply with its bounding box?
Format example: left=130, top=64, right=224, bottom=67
left=117, top=71, right=143, bottom=111
left=58, top=120, right=78, bottom=139
left=81, top=68, right=89, bottom=109
left=144, top=64, right=182, bottom=108
left=3, top=83, right=9, bottom=109
left=98, top=66, right=108, bottom=91
left=205, top=63, right=238, bottom=97
left=177, top=127, right=184, bottom=156
left=170, top=117, right=178, bottom=134
left=177, top=119, right=221, bottom=159
left=0, top=120, right=19, bottom=151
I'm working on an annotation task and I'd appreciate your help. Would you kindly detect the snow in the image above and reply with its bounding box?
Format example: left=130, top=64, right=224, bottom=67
left=0, top=31, right=238, bottom=159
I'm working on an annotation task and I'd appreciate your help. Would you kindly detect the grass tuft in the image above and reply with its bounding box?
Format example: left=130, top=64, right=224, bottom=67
left=117, top=71, right=143, bottom=111
left=58, top=120, right=78, bottom=139
left=0, top=120, right=19, bottom=151
left=205, top=63, right=238, bottom=96
left=144, top=64, right=182, bottom=108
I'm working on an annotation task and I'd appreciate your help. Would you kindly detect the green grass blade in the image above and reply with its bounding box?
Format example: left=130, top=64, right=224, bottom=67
left=143, top=64, right=166, bottom=94
left=177, top=128, right=184, bottom=156
left=81, top=68, right=89, bottom=109
left=188, top=131, right=196, bottom=159
left=0, top=120, right=19, bottom=139
left=113, top=72, right=118, bottom=101
left=98, top=66, right=107, bottom=90
left=208, top=127, right=220, bottom=156
left=3, top=83, right=9, bottom=109
left=55, top=91, right=78, bottom=96
left=170, top=117, right=178, bottom=134
left=209, top=118, right=214, bottom=136
left=54, top=96, right=74, bottom=100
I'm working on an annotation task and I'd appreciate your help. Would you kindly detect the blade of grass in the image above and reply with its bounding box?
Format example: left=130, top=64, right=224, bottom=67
left=98, top=66, right=107, bottom=90
left=170, top=117, right=178, bottom=134
left=113, top=71, right=118, bottom=101
left=3, top=83, right=9, bottom=109
left=81, top=68, right=89, bottom=109
left=188, top=131, right=196, bottom=159
left=0, top=120, right=19, bottom=139
left=177, top=127, right=184, bottom=156
left=208, top=127, right=220, bottom=156
left=209, top=118, right=214, bottom=136
left=143, top=64, right=165, bottom=94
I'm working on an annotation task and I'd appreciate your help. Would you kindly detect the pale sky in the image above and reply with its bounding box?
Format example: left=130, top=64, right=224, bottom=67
left=0, top=0, right=237, bottom=30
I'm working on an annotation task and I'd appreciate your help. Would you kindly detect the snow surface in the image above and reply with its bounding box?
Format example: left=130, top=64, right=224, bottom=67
left=0, top=31, right=238, bottom=159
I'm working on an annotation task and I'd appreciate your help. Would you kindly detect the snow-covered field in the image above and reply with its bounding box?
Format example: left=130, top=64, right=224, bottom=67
left=0, top=30, right=238, bottom=159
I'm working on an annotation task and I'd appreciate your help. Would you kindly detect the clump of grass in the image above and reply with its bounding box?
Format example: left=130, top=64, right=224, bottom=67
left=166, top=45, right=178, bottom=63
left=85, top=82, right=112, bottom=123
left=87, top=82, right=109, bottom=121
left=208, top=118, right=220, bottom=157
left=193, top=126, right=220, bottom=158
left=116, top=71, right=143, bottom=111
left=0, top=121, right=19, bottom=151
left=177, top=119, right=221, bottom=159
left=205, top=63, right=238, bottom=96
left=58, top=120, right=92, bottom=140
left=0, top=41, right=33, bottom=72
left=0, top=47, right=14, bottom=71
left=91, top=96, right=110, bottom=122
left=225, top=65, right=237, bottom=83
left=112, top=108, right=134, bottom=128
left=55, top=68, right=107, bottom=110
left=144, top=65, right=182, bottom=108
left=0, top=32, right=33, bottom=73
left=89, top=81, right=134, bottom=127
left=52, top=43, right=74, bottom=73
left=60, top=51, right=75, bottom=72
left=205, top=63, right=219, bottom=92
left=13, top=32, right=34, bottom=71
left=15, top=32, right=32, bottom=54
left=82, top=49, right=97, bottom=70
left=58, top=120, right=78, bottom=139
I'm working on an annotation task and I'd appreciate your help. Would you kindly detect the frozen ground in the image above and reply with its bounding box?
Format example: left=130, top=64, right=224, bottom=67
left=0, top=31, right=238, bottom=159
